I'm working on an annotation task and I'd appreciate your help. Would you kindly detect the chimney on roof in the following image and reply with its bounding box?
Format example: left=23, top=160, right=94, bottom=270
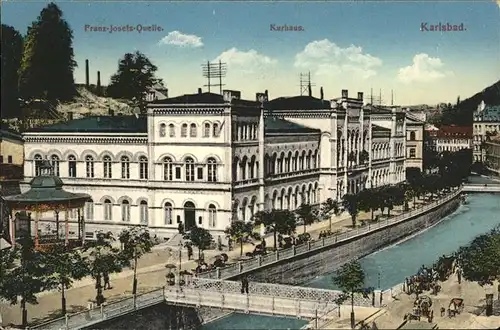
left=85, top=59, right=89, bottom=87
left=308, top=83, right=312, bottom=97
left=265, top=90, right=269, bottom=99
left=198, top=88, right=202, bottom=95
left=320, top=87, right=324, bottom=100
left=358, top=92, right=363, bottom=101
left=342, top=89, right=348, bottom=99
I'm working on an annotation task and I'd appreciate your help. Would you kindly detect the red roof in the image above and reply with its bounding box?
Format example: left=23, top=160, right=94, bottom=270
left=436, top=125, right=472, bottom=139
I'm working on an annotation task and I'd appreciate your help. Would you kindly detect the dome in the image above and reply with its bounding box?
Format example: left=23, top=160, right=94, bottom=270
left=29, top=175, right=64, bottom=189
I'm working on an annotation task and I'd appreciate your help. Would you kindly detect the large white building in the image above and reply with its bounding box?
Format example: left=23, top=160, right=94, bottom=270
left=473, top=101, right=500, bottom=162
left=22, top=88, right=407, bottom=240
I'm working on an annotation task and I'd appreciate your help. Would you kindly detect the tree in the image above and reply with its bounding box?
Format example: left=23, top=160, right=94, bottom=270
left=457, top=227, right=500, bottom=286
left=342, top=194, right=360, bottom=228
left=333, top=260, right=372, bottom=329
left=82, top=231, right=125, bottom=305
left=106, top=51, right=163, bottom=113
left=44, top=243, right=89, bottom=315
left=118, top=226, right=154, bottom=299
left=183, top=227, right=213, bottom=263
left=224, top=221, right=261, bottom=256
left=321, top=198, right=340, bottom=231
left=1, top=24, right=23, bottom=118
left=19, top=3, right=77, bottom=101
left=253, top=210, right=296, bottom=250
left=1, top=237, right=52, bottom=327
left=295, top=203, right=316, bottom=234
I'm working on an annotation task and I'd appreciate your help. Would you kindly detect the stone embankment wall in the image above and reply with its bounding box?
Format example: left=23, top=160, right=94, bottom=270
left=242, top=196, right=461, bottom=285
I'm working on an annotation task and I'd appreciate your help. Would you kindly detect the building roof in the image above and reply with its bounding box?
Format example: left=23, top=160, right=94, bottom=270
left=264, top=117, right=320, bottom=134
left=436, top=125, right=472, bottom=138
left=266, top=96, right=331, bottom=110
left=0, top=128, right=23, bottom=142
left=372, top=124, right=391, bottom=132
left=474, top=104, right=500, bottom=122
left=149, top=92, right=258, bottom=107
left=25, top=115, right=147, bottom=134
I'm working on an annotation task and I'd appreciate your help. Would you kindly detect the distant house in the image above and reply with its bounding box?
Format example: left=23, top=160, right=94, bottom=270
left=473, top=101, right=500, bottom=162
left=145, top=83, right=169, bottom=102
left=0, top=128, right=24, bottom=166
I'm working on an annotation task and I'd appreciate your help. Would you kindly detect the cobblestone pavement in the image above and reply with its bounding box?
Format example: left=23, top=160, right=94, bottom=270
left=0, top=202, right=420, bottom=327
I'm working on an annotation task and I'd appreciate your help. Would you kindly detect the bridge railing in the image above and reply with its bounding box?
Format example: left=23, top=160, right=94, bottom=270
left=201, top=188, right=462, bottom=280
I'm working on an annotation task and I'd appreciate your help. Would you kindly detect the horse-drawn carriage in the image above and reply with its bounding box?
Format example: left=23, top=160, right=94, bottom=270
left=404, top=295, right=433, bottom=322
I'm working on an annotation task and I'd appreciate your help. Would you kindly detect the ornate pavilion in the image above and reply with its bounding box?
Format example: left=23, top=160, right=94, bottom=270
left=4, top=160, right=91, bottom=248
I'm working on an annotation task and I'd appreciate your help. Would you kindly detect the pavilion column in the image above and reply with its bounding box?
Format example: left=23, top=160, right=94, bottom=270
left=81, top=206, right=86, bottom=246
left=34, top=211, right=40, bottom=248
left=10, top=209, right=16, bottom=244
left=65, top=209, right=69, bottom=246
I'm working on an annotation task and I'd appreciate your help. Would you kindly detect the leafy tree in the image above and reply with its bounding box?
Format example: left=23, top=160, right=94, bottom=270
left=106, top=51, right=163, bottom=113
left=1, top=24, right=23, bottom=118
left=224, top=221, right=261, bottom=256
left=118, top=226, right=155, bottom=297
left=456, top=227, right=500, bottom=286
left=342, top=194, right=360, bottom=228
left=295, top=203, right=316, bottom=234
left=1, top=237, right=52, bottom=327
left=82, top=231, right=125, bottom=305
left=333, top=260, right=372, bottom=329
left=19, top=3, right=77, bottom=101
left=183, top=227, right=213, bottom=263
left=321, top=198, right=340, bottom=231
left=44, top=243, right=89, bottom=315
left=253, top=210, right=296, bottom=250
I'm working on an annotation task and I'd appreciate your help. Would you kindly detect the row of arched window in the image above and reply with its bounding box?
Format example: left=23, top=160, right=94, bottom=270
left=83, top=199, right=218, bottom=227
left=34, top=154, right=219, bottom=183
left=159, top=122, right=221, bottom=138
left=263, top=150, right=319, bottom=177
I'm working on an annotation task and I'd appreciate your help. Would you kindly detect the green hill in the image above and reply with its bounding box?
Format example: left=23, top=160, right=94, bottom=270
left=439, top=80, right=500, bottom=126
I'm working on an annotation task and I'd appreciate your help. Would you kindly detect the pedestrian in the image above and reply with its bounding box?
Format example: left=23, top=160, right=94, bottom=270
left=187, top=244, right=193, bottom=260
left=241, top=277, right=248, bottom=294
left=497, top=283, right=500, bottom=301
left=103, top=272, right=112, bottom=290
left=457, top=269, right=462, bottom=284
left=440, top=307, right=445, bottom=317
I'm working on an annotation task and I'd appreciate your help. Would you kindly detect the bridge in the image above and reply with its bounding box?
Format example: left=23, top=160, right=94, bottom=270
left=463, top=184, right=500, bottom=193
left=30, top=278, right=385, bottom=330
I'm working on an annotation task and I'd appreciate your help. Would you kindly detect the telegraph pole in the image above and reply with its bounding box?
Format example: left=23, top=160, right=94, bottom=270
left=201, top=60, right=227, bottom=94
left=299, top=72, right=315, bottom=96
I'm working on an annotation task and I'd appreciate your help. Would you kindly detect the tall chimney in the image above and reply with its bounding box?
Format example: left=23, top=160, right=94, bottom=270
left=358, top=92, right=363, bottom=101
left=308, top=84, right=312, bottom=97
left=320, top=87, right=324, bottom=100
left=265, top=90, right=269, bottom=99
left=198, top=88, right=202, bottom=95
left=97, top=71, right=101, bottom=89
left=341, top=89, right=348, bottom=99
left=85, top=59, right=89, bottom=87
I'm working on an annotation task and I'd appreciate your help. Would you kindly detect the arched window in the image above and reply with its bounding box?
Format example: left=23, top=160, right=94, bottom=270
left=121, top=200, right=130, bottom=222
left=159, top=123, right=166, bottom=137
left=181, top=124, right=188, bottom=137
left=185, top=157, right=195, bottom=181
left=208, top=204, right=217, bottom=227
left=103, top=155, right=112, bottom=178
left=139, top=156, right=148, bottom=179
left=121, top=156, right=130, bottom=179
left=104, top=199, right=112, bottom=220
left=51, top=155, right=60, bottom=176
left=409, top=131, right=416, bottom=141
left=190, top=123, right=197, bottom=137
left=85, top=199, right=94, bottom=221
left=164, top=202, right=173, bottom=225
left=169, top=124, right=175, bottom=137
left=68, top=155, right=77, bottom=177
left=203, top=123, right=211, bottom=137
left=140, top=200, right=148, bottom=224
left=207, top=158, right=217, bottom=182
left=85, top=155, right=95, bottom=178
left=213, top=123, right=220, bottom=137
left=163, top=157, right=173, bottom=181
left=34, top=154, right=43, bottom=176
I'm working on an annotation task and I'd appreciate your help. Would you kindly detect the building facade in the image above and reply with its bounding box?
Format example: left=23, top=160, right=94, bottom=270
left=0, top=129, right=24, bottom=166
left=433, top=125, right=473, bottom=153
left=473, top=101, right=500, bottom=162
left=484, top=136, right=500, bottom=176
left=22, top=89, right=407, bottom=240
left=404, top=112, right=425, bottom=171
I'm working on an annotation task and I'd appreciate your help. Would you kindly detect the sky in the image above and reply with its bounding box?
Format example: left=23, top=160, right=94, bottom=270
left=2, top=1, right=500, bottom=106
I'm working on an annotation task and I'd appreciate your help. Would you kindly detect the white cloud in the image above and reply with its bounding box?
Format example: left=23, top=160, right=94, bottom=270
left=214, top=48, right=277, bottom=74
left=294, top=39, right=382, bottom=79
left=158, top=31, right=203, bottom=48
left=398, top=53, right=449, bottom=84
